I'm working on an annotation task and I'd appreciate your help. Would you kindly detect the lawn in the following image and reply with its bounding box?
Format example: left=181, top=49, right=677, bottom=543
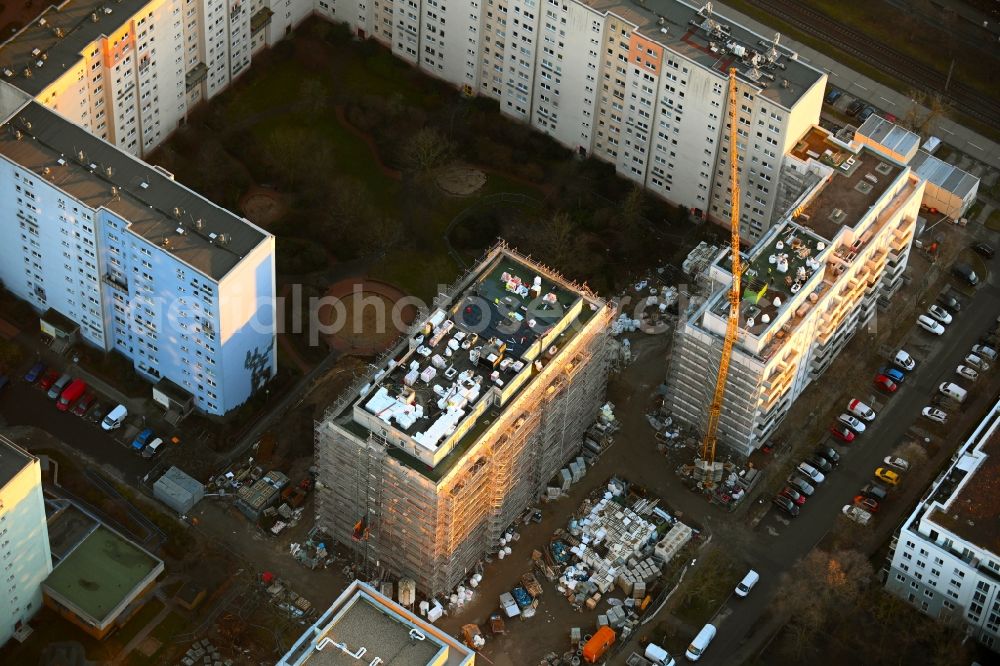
left=149, top=17, right=695, bottom=311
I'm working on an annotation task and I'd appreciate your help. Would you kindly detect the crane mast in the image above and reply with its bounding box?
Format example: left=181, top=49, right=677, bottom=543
left=698, top=67, right=742, bottom=489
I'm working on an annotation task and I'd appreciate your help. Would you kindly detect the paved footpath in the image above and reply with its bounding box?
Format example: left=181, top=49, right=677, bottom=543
left=717, top=1, right=1000, bottom=170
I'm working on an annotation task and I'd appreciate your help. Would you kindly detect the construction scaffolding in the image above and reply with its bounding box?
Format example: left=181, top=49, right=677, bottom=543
left=314, top=244, right=614, bottom=596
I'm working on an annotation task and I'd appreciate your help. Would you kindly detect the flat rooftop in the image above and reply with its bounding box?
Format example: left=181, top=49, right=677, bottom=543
left=0, top=434, right=35, bottom=487
left=43, top=524, right=162, bottom=623
left=0, top=98, right=268, bottom=280
left=928, top=429, right=1000, bottom=554
left=46, top=500, right=99, bottom=562
left=279, top=582, right=474, bottom=666
left=332, top=248, right=604, bottom=480
left=856, top=114, right=920, bottom=159
left=710, top=221, right=829, bottom=341
left=581, top=0, right=824, bottom=108
left=0, top=0, right=153, bottom=97
left=793, top=149, right=902, bottom=241
left=910, top=149, right=979, bottom=200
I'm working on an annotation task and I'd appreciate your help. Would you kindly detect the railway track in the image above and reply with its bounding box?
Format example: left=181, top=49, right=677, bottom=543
left=746, top=0, right=1000, bottom=130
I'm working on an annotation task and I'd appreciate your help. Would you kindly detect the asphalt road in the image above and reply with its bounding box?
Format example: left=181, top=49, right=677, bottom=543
left=699, top=270, right=1000, bottom=665
left=0, top=375, right=156, bottom=481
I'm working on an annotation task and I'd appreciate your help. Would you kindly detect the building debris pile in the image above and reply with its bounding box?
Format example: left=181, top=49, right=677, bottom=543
left=259, top=572, right=314, bottom=619
left=289, top=527, right=337, bottom=569
left=682, top=241, right=721, bottom=280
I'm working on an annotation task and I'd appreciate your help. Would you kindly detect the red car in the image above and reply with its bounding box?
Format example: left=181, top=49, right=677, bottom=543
left=781, top=486, right=807, bottom=506
left=853, top=496, right=879, bottom=513
left=37, top=369, right=60, bottom=391
left=874, top=375, right=898, bottom=393
left=71, top=392, right=96, bottom=417
left=830, top=425, right=856, bottom=443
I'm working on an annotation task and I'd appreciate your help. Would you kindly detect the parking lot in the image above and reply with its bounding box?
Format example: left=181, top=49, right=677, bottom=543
left=0, top=365, right=160, bottom=481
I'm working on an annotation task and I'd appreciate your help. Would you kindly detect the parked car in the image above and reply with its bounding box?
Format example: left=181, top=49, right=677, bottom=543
left=893, top=349, right=916, bottom=371
left=46, top=373, right=72, bottom=400
left=837, top=413, right=867, bottom=433
left=917, top=315, right=946, bottom=335
left=773, top=495, right=801, bottom=517
left=965, top=354, right=990, bottom=372
left=806, top=455, right=833, bottom=474
left=937, top=293, right=961, bottom=312
left=797, top=462, right=826, bottom=484
left=927, top=304, right=953, bottom=325
left=781, top=486, right=807, bottom=506
left=37, top=369, right=60, bottom=391
left=815, top=446, right=841, bottom=466
left=973, top=242, right=995, bottom=259
left=875, top=468, right=901, bottom=486
left=788, top=476, right=816, bottom=497
left=922, top=407, right=948, bottom=423
left=141, top=438, right=165, bottom=459
left=847, top=399, right=876, bottom=421
left=830, top=425, right=856, bottom=443
left=859, top=105, right=876, bottom=121
left=957, top=365, right=979, bottom=381
left=842, top=504, right=872, bottom=526
left=0, top=376, right=7, bottom=393
left=952, top=263, right=979, bottom=286
left=101, top=404, right=128, bottom=431
left=971, top=345, right=997, bottom=361
left=854, top=496, right=879, bottom=513
left=860, top=482, right=889, bottom=501
left=734, top=570, right=760, bottom=598
left=846, top=99, right=865, bottom=116
left=70, top=392, right=96, bottom=417
left=877, top=367, right=905, bottom=385
left=23, top=362, right=45, bottom=383
left=131, top=427, right=154, bottom=452
left=56, top=378, right=87, bottom=411
left=874, top=375, right=898, bottom=393
left=883, top=456, right=910, bottom=472
left=824, top=88, right=843, bottom=105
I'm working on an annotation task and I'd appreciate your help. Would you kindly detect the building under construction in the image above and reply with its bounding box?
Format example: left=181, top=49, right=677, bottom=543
left=314, top=243, right=613, bottom=596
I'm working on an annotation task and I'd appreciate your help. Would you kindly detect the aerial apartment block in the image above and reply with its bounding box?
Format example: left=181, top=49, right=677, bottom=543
left=278, top=580, right=476, bottom=665
left=0, top=83, right=276, bottom=415
left=884, top=399, right=1000, bottom=653
left=0, top=0, right=313, bottom=158
left=322, top=0, right=825, bottom=242
left=666, top=124, right=924, bottom=456
left=315, top=244, right=612, bottom=596
left=0, top=436, right=53, bottom=646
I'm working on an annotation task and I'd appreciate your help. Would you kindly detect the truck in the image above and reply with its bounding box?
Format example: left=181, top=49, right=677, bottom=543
left=56, top=378, right=87, bottom=411
left=582, top=626, right=616, bottom=663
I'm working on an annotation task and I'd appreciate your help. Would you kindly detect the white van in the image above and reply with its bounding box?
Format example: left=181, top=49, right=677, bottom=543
left=101, top=404, right=128, bottom=431
left=734, top=569, right=760, bottom=597
left=938, top=383, right=967, bottom=404
left=685, top=624, right=717, bottom=661
left=644, top=643, right=676, bottom=666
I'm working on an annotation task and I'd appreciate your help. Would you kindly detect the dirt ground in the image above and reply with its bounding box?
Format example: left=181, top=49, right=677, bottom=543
left=436, top=164, right=487, bottom=196
left=438, top=331, right=717, bottom=664
left=239, top=186, right=286, bottom=227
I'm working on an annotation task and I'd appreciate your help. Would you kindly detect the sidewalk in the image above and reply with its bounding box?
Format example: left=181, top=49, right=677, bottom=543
left=717, top=2, right=1000, bottom=171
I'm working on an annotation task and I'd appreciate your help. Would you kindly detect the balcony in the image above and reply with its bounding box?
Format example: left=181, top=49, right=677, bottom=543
left=251, top=7, right=275, bottom=34
left=102, top=274, right=128, bottom=293
left=185, top=63, right=208, bottom=91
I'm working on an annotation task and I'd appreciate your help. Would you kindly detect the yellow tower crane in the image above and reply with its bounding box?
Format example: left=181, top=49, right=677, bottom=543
left=697, top=67, right=742, bottom=489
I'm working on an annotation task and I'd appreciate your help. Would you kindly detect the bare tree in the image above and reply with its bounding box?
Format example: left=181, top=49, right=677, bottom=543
left=775, top=549, right=874, bottom=642
left=619, top=184, right=646, bottom=233
left=401, top=127, right=454, bottom=178
left=299, top=79, right=329, bottom=114
left=265, top=127, right=313, bottom=186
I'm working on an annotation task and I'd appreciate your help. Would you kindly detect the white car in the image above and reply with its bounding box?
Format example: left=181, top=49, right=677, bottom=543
left=957, top=365, right=979, bottom=381
left=922, top=407, right=948, bottom=424
left=883, top=456, right=910, bottom=472
left=927, top=304, right=953, bottom=325
left=965, top=354, right=991, bottom=372
left=847, top=399, right=876, bottom=421
left=972, top=345, right=998, bottom=361
left=837, top=413, right=866, bottom=433
left=842, top=505, right=872, bottom=526
left=797, top=462, right=826, bottom=484
left=917, top=315, right=945, bottom=335
left=894, top=349, right=915, bottom=371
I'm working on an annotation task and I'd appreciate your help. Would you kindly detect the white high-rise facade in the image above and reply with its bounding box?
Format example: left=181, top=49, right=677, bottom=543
left=0, top=436, right=52, bottom=646
left=0, top=84, right=277, bottom=415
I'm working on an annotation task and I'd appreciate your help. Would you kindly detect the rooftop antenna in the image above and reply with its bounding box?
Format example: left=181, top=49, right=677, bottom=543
left=768, top=32, right=781, bottom=63
left=699, top=1, right=713, bottom=18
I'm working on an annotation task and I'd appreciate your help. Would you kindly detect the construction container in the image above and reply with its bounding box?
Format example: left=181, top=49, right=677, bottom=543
left=582, top=626, right=616, bottom=663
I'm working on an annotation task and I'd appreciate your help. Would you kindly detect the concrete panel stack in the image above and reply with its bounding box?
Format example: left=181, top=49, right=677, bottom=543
left=653, top=523, right=693, bottom=563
